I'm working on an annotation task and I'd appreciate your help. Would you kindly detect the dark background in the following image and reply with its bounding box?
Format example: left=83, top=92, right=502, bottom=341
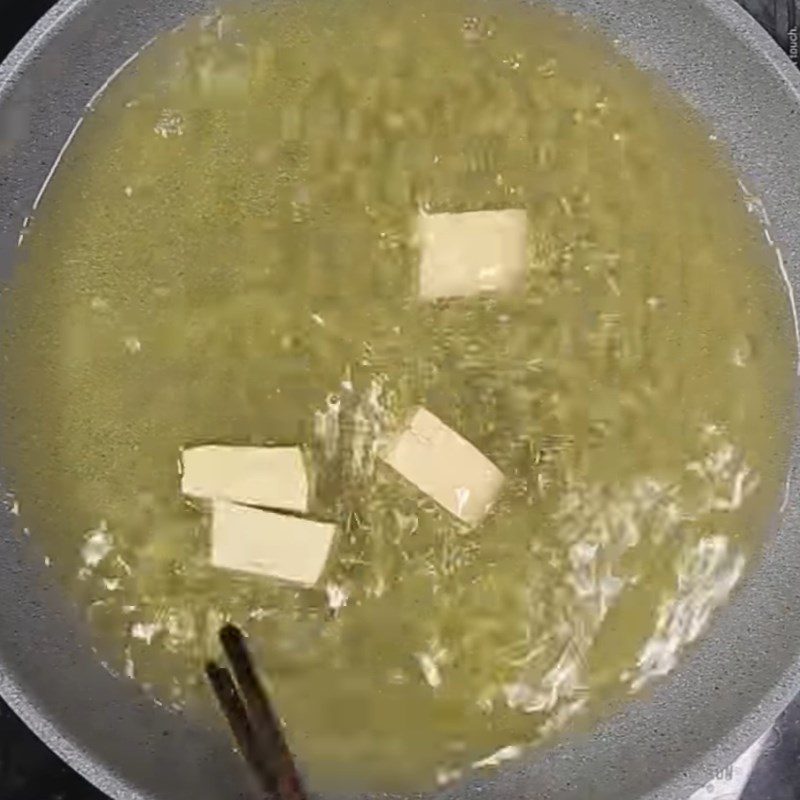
left=1, top=0, right=59, bottom=61
left=0, top=1, right=799, bottom=799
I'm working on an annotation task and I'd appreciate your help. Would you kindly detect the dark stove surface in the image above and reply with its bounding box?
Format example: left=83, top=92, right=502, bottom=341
left=0, top=702, right=105, bottom=800
left=0, top=1, right=799, bottom=799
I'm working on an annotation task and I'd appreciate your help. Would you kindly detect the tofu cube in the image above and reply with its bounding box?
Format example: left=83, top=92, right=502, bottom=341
left=380, top=407, right=504, bottom=526
left=417, top=208, right=528, bottom=300
left=211, top=502, right=336, bottom=586
left=181, top=445, right=308, bottom=513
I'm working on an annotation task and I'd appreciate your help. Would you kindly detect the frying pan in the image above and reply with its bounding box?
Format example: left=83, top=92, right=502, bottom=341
left=1, top=0, right=799, bottom=799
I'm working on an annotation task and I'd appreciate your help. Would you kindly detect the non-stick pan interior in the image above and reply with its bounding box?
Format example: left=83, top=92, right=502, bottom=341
left=0, top=1, right=799, bottom=799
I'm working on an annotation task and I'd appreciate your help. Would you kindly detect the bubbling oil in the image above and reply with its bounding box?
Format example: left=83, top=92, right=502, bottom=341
left=2, top=0, right=796, bottom=791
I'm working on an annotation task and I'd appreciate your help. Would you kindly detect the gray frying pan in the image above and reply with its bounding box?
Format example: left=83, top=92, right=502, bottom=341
left=1, top=1, right=799, bottom=799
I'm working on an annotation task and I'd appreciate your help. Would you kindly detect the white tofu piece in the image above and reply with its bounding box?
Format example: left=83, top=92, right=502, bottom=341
left=380, top=407, right=504, bottom=526
left=417, top=208, right=528, bottom=300
left=181, top=445, right=309, bottom=513
left=211, top=502, right=336, bottom=587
